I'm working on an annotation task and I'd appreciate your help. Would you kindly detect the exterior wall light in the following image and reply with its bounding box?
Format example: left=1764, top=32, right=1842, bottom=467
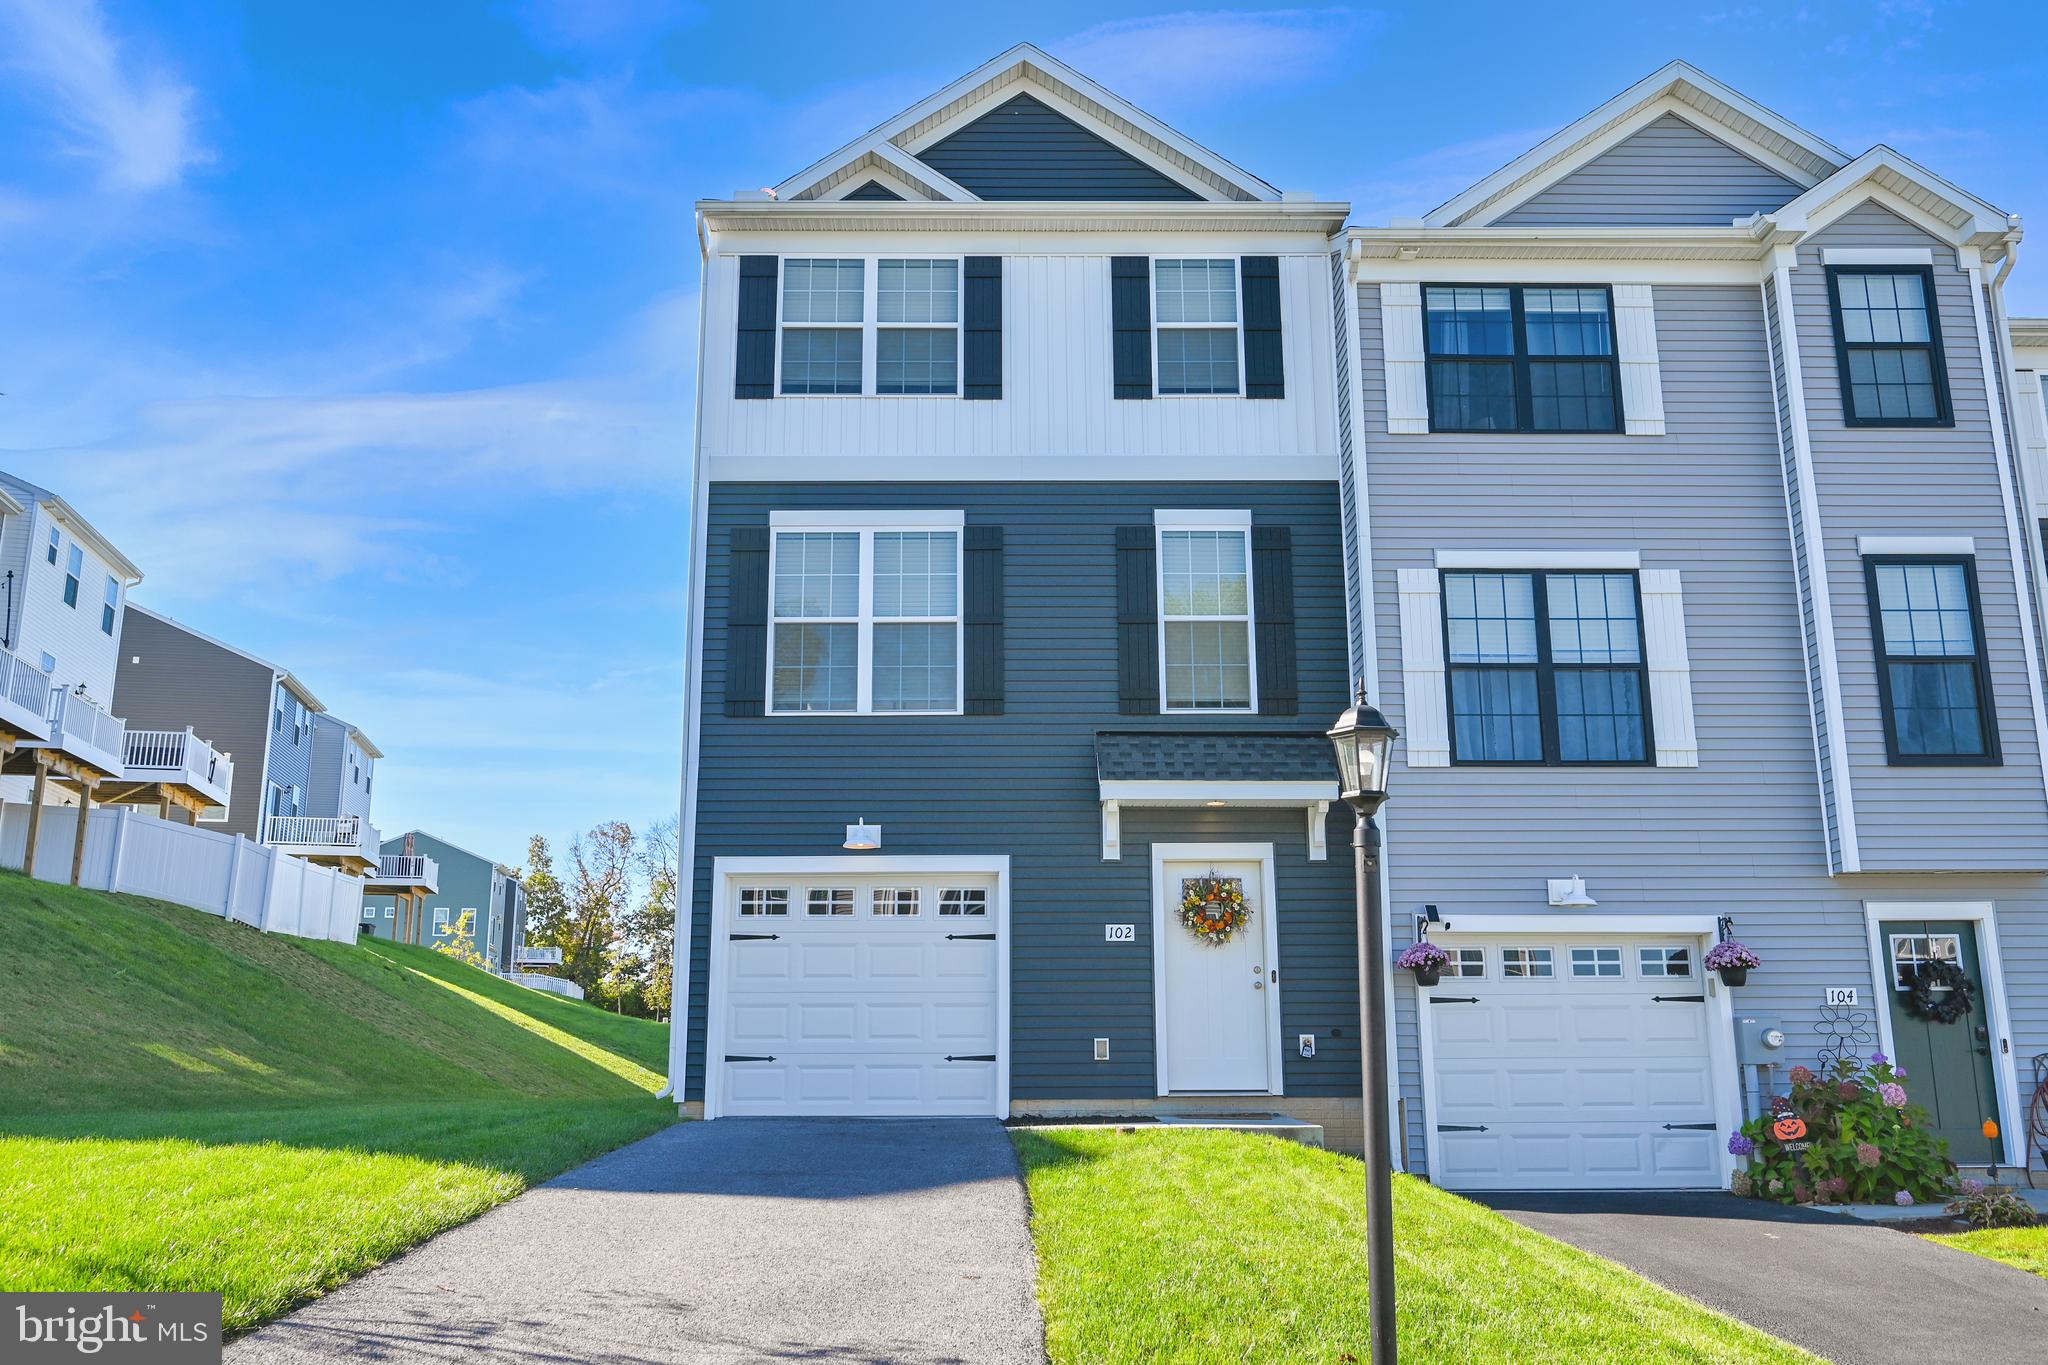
left=843, top=819, right=881, bottom=851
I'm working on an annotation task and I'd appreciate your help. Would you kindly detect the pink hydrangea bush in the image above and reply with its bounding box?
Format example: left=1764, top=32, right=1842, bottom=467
left=1728, top=1054, right=1955, bottom=1207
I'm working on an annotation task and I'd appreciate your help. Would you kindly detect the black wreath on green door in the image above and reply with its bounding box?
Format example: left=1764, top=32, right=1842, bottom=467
left=1901, top=959, right=1976, bottom=1024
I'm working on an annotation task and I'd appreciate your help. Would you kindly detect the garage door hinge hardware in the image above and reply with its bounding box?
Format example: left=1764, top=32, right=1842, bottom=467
left=946, top=932, right=998, bottom=940
left=729, top=933, right=780, bottom=941
left=1436, top=1123, right=1489, bottom=1132
left=724, top=1054, right=775, bottom=1062
left=1427, top=996, right=1481, bottom=1005
left=1662, top=1122, right=1716, bottom=1131
left=945, top=1054, right=997, bottom=1062
left=1652, top=994, right=1706, bottom=1003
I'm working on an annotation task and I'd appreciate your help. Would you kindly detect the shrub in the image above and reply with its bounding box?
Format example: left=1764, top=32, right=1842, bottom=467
left=1947, top=1184, right=2039, bottom=1230
left=1731, top=1054, right=1955, bottom=1206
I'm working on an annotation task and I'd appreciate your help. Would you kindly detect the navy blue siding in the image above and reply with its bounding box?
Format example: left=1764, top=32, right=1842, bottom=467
left=917, top=94, right=1202, bottom=201
left=688, top=481, right=1356, bottom=1102
left=844, top=179, right=903, bottom=200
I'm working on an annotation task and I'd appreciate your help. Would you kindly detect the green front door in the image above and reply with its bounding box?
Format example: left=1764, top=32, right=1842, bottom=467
left=1879, top=920, right=2002, bottom=1163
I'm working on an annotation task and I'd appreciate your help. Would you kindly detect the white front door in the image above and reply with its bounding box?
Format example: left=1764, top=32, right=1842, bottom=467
left=1157, top=855, right=1276, bottom=1093
left=1424, top=934, right=1721, bottom=1190
left=715, top=871, right=1001, bottom=1117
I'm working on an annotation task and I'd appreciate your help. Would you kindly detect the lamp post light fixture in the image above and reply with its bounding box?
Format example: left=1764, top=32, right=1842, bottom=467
left=1327, top=682, right=1400, bottom=1364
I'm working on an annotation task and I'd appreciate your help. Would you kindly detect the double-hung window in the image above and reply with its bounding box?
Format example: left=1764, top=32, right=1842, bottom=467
left=1865, top=556, right=1997, bottom=762
left=1424, top=285, right=1620, bottom=432
left=45, top=528, right=58, bottom=565
left=1158, top=524, right=1254, bottom=711
left=1154, top=260, right=1240, bottom=395
left=769, top=519, right=961, bottom=714
left=1443, top=570, right=1649, bottom=764
left=63, top=545, right=82, bottom=607
left=778, top=257, right=959, bottom=396
left=1827, top=266, right=1950, bottom=426
left=101, top=576, right=118, bottom=635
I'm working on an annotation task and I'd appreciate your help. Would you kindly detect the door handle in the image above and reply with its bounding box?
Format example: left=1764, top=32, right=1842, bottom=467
left=1253, top=980, right=1264, bottom=990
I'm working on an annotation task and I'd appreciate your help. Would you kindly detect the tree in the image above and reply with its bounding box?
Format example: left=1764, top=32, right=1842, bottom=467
left=557, top=820, right=635, bottom=996
left=433, top=909, right=491, bottom=970
left=522, top=835, right=571, bottom=950
left=627, top=817, right=679, bottom=1021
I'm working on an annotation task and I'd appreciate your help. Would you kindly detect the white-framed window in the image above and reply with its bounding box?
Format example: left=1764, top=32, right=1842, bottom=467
left=38, top=651, right=54, bottom=675
left=738, top=887, right=789, bottom=917
left=1154, top=258, right=1241, bottom=396
left=778, top=256, right=960, bottom=397
left=1157, top=524, right=1255, bottom=712
left=267, top=782, right=290, bottom=818
left=1501, top=947, right=1554, bottom=979
left=101, top=576, right=118, bottom=635
left=806, top=887, right=855, bottom=917
left=1443, top=947, right=1486, bottom=979
left=1637, top=946, right=1692, bottom=978
left=872, top=887, right=921, bottom=917
left=1570, top=946, right=1623, bottom=978
left=433, top=908, right=451, bottom=936
left=769, top=522, right=962, bottom=715
left=45, top=526, right=58, bottom=564
left=1889, top=933, right=1961, bottom=989
left=939, top=888, right=989, bottom=917
left=63, top=544, right=82, bottom=608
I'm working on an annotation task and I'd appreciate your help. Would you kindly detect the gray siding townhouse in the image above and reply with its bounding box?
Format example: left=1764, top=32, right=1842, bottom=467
left=672, top=45, right=1361, bottom=1143
left=1351, top=63, right=2048, bottom=1190
left=669, top=51, right=2048, bottom=1193
left=115, top=606, right=380, bottom=872
left=362, top=829, right=528, bottom=970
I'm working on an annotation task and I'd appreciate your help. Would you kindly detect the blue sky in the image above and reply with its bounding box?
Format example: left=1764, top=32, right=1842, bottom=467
left=1, top=1, right=2042, bottom=861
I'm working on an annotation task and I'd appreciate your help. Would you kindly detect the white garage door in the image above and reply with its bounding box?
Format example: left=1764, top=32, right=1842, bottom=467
left=716, top=871, right=1000, bottom=1117
left=1425, top=934, right=1721, bottom=1190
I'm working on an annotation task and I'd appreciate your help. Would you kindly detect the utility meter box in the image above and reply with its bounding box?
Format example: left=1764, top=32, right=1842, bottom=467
left=1734, top=1015, right=1787, bottom=1066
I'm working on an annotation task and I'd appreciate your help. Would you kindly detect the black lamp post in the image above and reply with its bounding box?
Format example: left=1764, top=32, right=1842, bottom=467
left=1328, top=682, right=1399, bottom=1364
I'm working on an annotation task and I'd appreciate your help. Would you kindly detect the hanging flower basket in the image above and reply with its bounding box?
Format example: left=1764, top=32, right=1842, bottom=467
left=1706, top=940, right=1761, bottom=987
left=1397, top=941, right=1450, bottom=988
left=1178, top=874, right=1252, bottom=946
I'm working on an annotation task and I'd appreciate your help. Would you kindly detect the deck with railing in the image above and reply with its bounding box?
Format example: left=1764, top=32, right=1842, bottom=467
left=365, top=852, right=439, bottom=893
left=0, top=649, right=51, bottom=738
left=42, top=687, right=126, bottom=776
left=122, top=728, right=234, bottom=809
left=264, top=814, right=381, bottom=865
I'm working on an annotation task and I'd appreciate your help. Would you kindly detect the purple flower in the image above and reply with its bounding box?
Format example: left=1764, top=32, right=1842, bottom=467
left=1894, top=1190, right=1914, bottom=1207
left=1728, top=1132, right=1755, bottom=1157
left=1869, top=1051, right=1889, bottom=1066
left=1396, top=941, right=1449, bottom=971
left=1895, top=1065, right=1907, bottom=1079
left=1879, top=1082, right=1909, bottom=1108
left=1705, top=940, right=1762, bottom=970
left=1962, top=1178, right=1986, bottom=1196
left=1856, top=1142, right=1882, bottom=1169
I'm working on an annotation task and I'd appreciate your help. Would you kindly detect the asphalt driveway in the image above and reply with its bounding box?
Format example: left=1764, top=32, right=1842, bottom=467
left=1479, top=1191, right=2048, bottom=1364
left=228, top=1117, right=1047, bottom=1365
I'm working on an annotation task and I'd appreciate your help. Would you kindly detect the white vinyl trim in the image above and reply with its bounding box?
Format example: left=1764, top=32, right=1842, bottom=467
left=1396, top=568, right=1449, bottom=766
left=1149, top=842, right=1283, bottom=1097
left=1859, top=901, right=2023, bottom=1166
left=770, top=509, right=965, bottom=529
left=704, top=855, right=1012, bottom=1121
left=1435, top=549, right=1641, bottom=570
left=1381, top=282, right=1429, bottom=433
left=1436, top=912, right=1720, bottom=936
left=1823, top=247, right=1934, bottom=266
left=1154, top=508, right=1251, bottom=528
left=1613, top=284, right=1667, bottom=436
left=1640, top=569, right=1700, bottom=768
left=1098, top=780, right=1339, bottom=805
left=1855, top=535, right=1976, bottom=557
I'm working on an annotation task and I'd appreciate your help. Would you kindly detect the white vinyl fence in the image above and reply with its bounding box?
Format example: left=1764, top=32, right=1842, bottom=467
left=0, top=802, right=363, bottom=944
left=505, top=971, right=584, bottom=999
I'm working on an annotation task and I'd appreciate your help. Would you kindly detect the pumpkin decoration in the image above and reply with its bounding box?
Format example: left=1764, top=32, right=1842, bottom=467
left=1771, top=1114, right=1808, bottom=1143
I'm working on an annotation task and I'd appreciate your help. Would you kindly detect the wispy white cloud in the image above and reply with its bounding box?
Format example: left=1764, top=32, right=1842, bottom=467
left=1052, top=8, right=1374, bottom=108
left=509, top=0, right=705, bottom=57
left=1341, top=125, right=1555, bottom=223
left=0, top=0, right=209, bottom=190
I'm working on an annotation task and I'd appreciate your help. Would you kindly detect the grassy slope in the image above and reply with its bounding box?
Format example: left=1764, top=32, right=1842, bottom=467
left=1928, top=1226, right=2048, bottom=1277
left=1016, top=1128, right=1816, bottom=1364
left=0, top=872, right=673, bottom=1331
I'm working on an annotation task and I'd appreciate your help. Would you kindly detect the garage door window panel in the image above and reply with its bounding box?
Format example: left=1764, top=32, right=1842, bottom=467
left=873, top=887, right=921, bottom=917
left=1443, top=947, right=1486, bottom=979
left=1501, top=947, right=1554, bottom=979
left=740, top=888, right=791, bottom=916
left=1570, top=947, right=1623, bottom=978
left=807, top=887, right=855, bottom=917
left=940, top=888, right=988, bottom=916
left=1638, top=946, right=1692, bottom=978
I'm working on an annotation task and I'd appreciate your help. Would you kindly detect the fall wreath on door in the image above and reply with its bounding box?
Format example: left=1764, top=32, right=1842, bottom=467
left=1179, top=874, right=1251, bottom=946
left=1900, top=959, right=1976, bottom=1024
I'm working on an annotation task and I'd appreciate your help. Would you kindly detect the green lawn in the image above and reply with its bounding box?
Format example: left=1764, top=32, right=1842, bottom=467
left=1015, top=1128, right=1816, bottom=1364
left=1928, top=1226, right=2048, bottom=1278
left=0, top=873, right=674, bottom=1334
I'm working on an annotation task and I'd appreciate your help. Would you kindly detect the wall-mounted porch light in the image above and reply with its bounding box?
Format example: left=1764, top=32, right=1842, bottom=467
left=843, top=819, right=882, bottom=851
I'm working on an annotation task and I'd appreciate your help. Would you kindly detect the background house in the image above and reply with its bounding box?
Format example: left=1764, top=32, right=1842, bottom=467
left=361, top=829, right=528, bottom=970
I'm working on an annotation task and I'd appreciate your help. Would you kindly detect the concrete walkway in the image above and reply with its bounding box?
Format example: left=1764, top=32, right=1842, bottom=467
left=229, top=1118, right=1047, bottom=1365
left=1479, top=1191, right=2048, bottom=1364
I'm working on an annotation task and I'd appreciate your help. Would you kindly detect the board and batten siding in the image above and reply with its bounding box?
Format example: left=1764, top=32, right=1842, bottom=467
left=699, top=249, right=1337, bottom=470
left=1355, top=278, right=2048, bottom=1174
left=687, top=480, right=1356, bottom=1106
left=112, top=611, right=278, bottom=840
left=1791, top=203, right=2048, bottom=871
left=1494, top=113, right=1807, bottom=227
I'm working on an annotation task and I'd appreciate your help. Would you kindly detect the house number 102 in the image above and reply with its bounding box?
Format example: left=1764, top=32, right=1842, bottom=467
left=1104, top=924, right=1136, bottom=943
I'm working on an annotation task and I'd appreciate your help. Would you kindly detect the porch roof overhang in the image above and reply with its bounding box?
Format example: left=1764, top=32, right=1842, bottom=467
left=1095, top=730, right=1339, bottom=863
